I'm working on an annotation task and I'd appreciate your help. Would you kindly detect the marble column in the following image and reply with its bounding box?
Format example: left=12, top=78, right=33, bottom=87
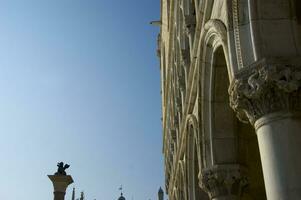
left=229, top=61, right=301, bottom=199
left=200, top=165, right=248, bottom=200
left=48, top=175, right=74, bottom=200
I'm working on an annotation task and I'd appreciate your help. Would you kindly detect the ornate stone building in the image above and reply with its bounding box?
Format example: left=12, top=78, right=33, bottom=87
left=158, top=0, right=301, bottom=199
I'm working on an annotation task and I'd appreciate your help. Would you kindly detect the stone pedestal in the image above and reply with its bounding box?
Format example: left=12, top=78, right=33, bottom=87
left=48, top=175, right=74, bottom=200
left=229, top=61, right=301, bottom=199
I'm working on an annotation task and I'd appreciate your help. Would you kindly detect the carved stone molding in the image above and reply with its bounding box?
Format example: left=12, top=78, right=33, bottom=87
left=200, top=165, right=248, bottom=199
left=229, top=60, right=301, bottom=124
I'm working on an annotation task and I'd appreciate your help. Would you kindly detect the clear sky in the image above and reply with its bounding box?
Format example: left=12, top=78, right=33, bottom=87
left=0, top=1, right=163, bottom=200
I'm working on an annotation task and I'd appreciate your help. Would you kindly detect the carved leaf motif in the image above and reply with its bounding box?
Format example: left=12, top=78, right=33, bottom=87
left=200, top=166, right=248, bottom=198
left=229, top=64, right=301, bottom=124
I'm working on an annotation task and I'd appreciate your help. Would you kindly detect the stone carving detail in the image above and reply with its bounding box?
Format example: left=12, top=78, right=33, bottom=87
left=200, top=166, right=248, bottom=198
left=232, top=0, right=243, bottom=68
left=229, top=62, right=301, bottom=124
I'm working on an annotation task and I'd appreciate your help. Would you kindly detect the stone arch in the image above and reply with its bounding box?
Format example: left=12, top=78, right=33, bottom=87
left=196, top=19, right=247, bottom=199
left=198, top=19, right=233, bottom=168
left=201, top=45, right=239, bottom=167
left=198, top=17, right=266, bottom=199
left=211, top=46, right=239, bottom=163
left=202, top=19, right=231, bottom=77
left=185, top=115, right=209, bottom=200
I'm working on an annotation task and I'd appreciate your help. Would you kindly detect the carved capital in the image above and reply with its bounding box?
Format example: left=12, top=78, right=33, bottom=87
left=229, top=60, right=301, bottom=124
left=200, top=165, right=248, bottom=199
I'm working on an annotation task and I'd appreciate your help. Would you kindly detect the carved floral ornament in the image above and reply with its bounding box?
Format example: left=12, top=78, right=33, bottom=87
left=229, top=61, right=301, bottom=125
left=200, top=165, right=248, bottom=198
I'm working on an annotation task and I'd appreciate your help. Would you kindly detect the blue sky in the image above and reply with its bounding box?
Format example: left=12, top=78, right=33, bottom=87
left=0, top=1, right=163, bottom=200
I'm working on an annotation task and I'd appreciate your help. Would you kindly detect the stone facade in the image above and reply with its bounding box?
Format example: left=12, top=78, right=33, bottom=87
left=158, top=0, right=301, bottom=199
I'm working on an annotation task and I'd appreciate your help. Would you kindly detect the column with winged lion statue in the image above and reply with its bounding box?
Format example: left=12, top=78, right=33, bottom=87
left=48, top=162, right=74, bottom=200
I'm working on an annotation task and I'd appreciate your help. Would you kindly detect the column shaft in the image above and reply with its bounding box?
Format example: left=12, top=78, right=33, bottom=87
left=255, top=113, right=301, bottom=199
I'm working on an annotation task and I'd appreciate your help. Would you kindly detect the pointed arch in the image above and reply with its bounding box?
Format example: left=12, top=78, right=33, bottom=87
left=185, top=115, right=209, bottom=200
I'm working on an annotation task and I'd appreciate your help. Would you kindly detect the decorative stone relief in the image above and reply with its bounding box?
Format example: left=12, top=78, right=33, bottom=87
left=232, top=0, right=243, bottom=68
left=200, top=165, right=248, bottom=198
left=229, top=61, right=301, bottom=124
